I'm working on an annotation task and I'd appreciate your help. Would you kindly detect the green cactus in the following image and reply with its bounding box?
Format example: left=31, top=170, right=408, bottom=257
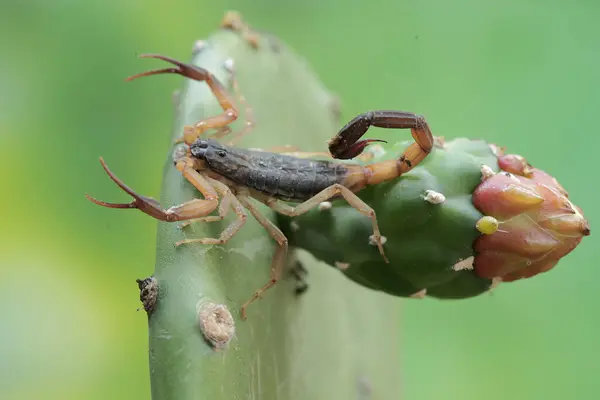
left=135, top=13, right=402, bottom=400
left=277, top=137, right=590, bottom=298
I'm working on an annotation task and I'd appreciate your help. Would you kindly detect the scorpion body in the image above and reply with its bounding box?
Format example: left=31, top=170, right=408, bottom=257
left=191, top=138, right=362, bottom=202
left=87, top=54, right=434, bottom=319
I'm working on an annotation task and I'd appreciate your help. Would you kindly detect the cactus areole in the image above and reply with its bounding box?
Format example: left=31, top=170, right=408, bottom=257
left=278, top=138, right=590, bottom=299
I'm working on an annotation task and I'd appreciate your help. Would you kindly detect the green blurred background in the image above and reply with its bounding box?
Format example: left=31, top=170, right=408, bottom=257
left=1, top=0, right=598, bottom=399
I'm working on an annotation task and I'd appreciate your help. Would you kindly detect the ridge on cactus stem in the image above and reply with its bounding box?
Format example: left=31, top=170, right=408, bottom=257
left=277, top=137, right=590, bottom=299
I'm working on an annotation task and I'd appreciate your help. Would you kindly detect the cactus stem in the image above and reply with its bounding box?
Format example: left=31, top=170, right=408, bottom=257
left=356, top=374, right=372, bottom=398
left=171, top=89, right=181, bottom=112
left=452, top=256, right=475, bottom=271
left=476, top=216, right=499, bottom=235
left=409, top=289, right=427, bottom=299
left=318, top=201, right=333, bottom=211
left=423, top=189, right=446, bottom=204
left=369, top=234, right=387, bottom=246
left=192, top=39, right=207, bottom=54
left=335, top=261, right=350, bottom=270
left=197, top=302, right=235, bottom=351
left=480, top=165, right=495, bottom=181
left=136, top=276, right=158, bottom=314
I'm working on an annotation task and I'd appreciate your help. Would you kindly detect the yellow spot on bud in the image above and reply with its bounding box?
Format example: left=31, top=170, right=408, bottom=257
left=476, top=216, right=499, bottom=235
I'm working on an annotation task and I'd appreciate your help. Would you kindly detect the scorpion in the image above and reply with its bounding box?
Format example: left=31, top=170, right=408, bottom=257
left=86, top=54, right=435, bottom=320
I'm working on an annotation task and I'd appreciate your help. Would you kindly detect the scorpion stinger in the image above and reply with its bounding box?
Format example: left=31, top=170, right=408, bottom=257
left=328, top=110, right=435, bottom=175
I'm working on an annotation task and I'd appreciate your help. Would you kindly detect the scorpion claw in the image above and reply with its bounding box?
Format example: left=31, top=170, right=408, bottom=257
left=336, top=139, right=387, bottom=160
left=125, top=67, right=182, bottom=82
left=126, top=53, right=209, bottom=82
left=87, top=158, right=166, bottom=219
left=84, top=194, right=137, bottom=209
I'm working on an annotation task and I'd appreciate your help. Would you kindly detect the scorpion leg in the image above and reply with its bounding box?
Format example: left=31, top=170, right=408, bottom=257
left=235, top=194, right=289, bottom=320
left=175, top=178, right=248, bottom=247
left=86, top=157, right=219, bottom=222
left=126, top=54, right=239, bottom=146
left=328, top=110, right=434, bottom=168
left=259, top=184, right=389, bottom=263
left=177, top=193, right=232, bottom=229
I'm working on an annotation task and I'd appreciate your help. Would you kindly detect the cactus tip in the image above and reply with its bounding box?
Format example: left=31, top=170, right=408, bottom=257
left=136, top=276, right=159, bottom=314
left=476, top=216, right=499, bottom=235
left=198, top=302, right=235, bottom=351
left=423, top=189, right=446, bottom=204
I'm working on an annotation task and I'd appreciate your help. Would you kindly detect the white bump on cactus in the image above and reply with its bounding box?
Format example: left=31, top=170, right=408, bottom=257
left=480, top=164, right=495, bottom=181
left=369, top=234, right=387, bottom=246
left=410, top=289, right=427, bottom=299
left=486, top=277, right=503, bottom=294
left=365, top=144, right=387, bottom=158
left=423, top=190, right=446, bottom=204
left=318, top=201, right=332, bottom=211
left=223, top=58, right=235, bottom=73
left=452, top=256, right=475, bottom=271
left=197, top=302, right=235, bottom=351
left=192, top=39, right=207, bottom=53
left=335, top=261, right=350, bottom=270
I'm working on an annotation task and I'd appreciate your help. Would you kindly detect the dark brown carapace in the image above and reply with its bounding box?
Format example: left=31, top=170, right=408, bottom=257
left=86, top=53, right=434, bottom=320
